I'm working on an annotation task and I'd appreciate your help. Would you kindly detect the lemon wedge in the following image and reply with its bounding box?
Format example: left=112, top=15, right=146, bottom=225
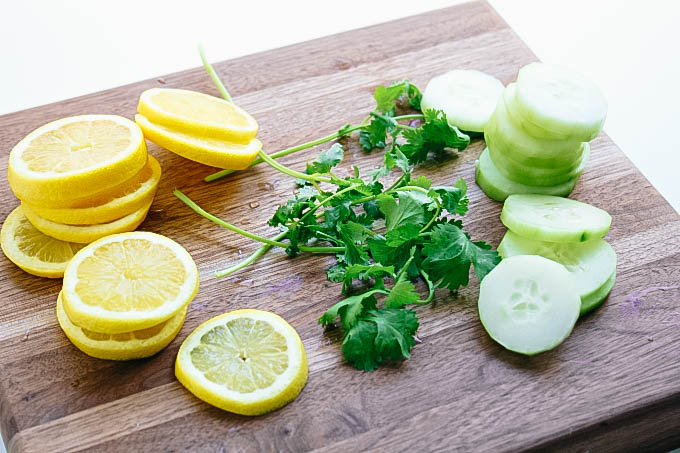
left=136, top=114, right=261, bottom=170
left=61, top=231, right=198, bottom=333
left=1, top=206, right=85, bottom=278
left=22, top=200, right=152, bottom=244
left=175, top=309, right=308, bottom=416
left=57, top=291, right=186, bottom=360
left=138, top=88, right=258, bottom=142
left=8, top=115, right=147, bottom=205
left=23, top=155, right=161, bottom=225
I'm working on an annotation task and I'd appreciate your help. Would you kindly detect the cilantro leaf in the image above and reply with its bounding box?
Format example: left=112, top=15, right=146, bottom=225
left=342, top=308, right=419, bottom=370
left=337, top=221, right=369, bottom=265
left=384, top=223, right=420, bottom=247
left=359, top=112, right=397, bottom=151
left=306, top=143, right=344, bottom=174
left=421, top=223, right=501, bottom=291
left=432, top=178, right=468, bottom=216
left=339, top=263, right=395, bottom=294
left=374, top=84, right=407, bottom=113
left=319, top=289, right=383, bottom=331
left=377, top=192, right=425, bottom=232
left=384, top=279, right=420, bottom=308
left=401, top=109, right=470, bottom=164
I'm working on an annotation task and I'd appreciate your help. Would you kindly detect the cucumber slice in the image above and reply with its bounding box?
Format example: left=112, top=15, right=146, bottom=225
left=580, top=272, right=616, bottom=316
left=501, top=194, right=612, bottom=243
left=420, top=69, right=504, bottom=132
left=497, top=230, right=617, bottom=312
left=503, top=83, right=574, bottom=141
left=488, top=85, right=584, bottom=161
left=475, top=148, right=578, bottom=201
left=478, top=255, right=580, bottom=355
left=515, top=63, right=607, bottom=141
left=489, top=142, right=590, bottom=187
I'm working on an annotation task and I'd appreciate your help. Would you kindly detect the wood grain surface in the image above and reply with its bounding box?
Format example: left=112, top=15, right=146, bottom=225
left=1, top=2, right=679, bottom=452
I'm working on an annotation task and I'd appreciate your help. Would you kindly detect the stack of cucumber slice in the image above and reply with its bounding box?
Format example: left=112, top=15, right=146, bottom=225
left=479, top=195, right=617, bottom=355
left=476, top=63, right=608, bottom=201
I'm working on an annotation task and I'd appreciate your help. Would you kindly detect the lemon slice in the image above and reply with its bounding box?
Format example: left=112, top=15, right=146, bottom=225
left=57, top=291, right=186, bottom=360
left=23, top=155, right=161, bottom=225
left=8, top=115, right=147, bottom=205
left=62, top=231, right=198, bottom=333
left=1, top=206, right=85, bottom=278
left=138, top=88, right=258, bottom=142
left=175, top=309, right=308, bottom=416
left=22, top=200, right=152, bottom=244
left=136, top=114, right=262, bottom=170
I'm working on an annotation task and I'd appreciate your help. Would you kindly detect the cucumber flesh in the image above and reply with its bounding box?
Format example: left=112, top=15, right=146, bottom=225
left=478, top=255, right=581, bottom=355
left=497, top=230, right=617, bottom=310
left=515, top=62, right=607, bottom=141
left=420, top=69, right=504, bottom=132
left=580, top=272, right=616, bottom=316
left=489, top=141, right=590, bottom=187
left=475, top=148, right=578, bottom=201
left=489, top=85, right=584, bottom=161
left=503, top=83, right=574, bottom=140
left=501, top=194, right=612, bottom=243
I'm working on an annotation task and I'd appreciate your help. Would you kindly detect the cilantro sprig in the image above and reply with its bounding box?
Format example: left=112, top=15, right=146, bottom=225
left=175, top=51, right=499, bottom=371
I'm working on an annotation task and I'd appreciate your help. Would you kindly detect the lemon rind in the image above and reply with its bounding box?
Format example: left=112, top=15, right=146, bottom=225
left=61, top=231, right=199, bottom=334
left=175, top=309, right=308, bottom=416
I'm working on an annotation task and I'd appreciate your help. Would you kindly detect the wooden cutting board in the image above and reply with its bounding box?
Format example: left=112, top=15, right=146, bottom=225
left=1, top=2, right=679, bottom=452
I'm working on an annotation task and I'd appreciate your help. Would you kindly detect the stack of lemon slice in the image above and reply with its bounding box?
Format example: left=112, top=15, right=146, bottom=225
left=135, top=88, right=262, bottom=169
left=57, top=231, right=199, bottom=360
left=2, top=115, right=161, bottom=278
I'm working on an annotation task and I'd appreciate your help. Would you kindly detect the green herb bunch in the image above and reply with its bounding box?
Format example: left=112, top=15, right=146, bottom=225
left=175, top=50, right=500, bottom=371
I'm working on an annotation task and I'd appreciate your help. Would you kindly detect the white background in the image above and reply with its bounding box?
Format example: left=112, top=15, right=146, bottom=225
left=1, top=1, right=679, bottom=450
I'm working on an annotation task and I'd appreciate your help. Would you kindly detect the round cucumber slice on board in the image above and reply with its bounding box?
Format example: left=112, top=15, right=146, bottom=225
left=488, top=85, right=584, bottom=162
left=420, top=69, right=504, bottom=132
left=478, top=255, right=580, bottom=355
left=501, top=194, right=612, bottom=243
left=497, top=230, right=617, bottom=313
left=580, top=272, right=616, bottom=316
left=488, top=142, right=590, bottom=187
left=503, top=83, right=573, bottom=141
left=515, top=62, right=607, bottom=141
left=475, top=148, right=578, bottom=201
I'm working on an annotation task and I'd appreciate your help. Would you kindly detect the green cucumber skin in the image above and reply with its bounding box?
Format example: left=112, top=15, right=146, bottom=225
left=580, top=272, right=616, bottom=316
left=475, top=149, right=578, bottom=202
left=500, top=194, right=612, bottom=243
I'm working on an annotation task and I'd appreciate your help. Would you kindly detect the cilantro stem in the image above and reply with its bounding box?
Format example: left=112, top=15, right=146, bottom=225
left=174, top=189, right=288, bottom=247
left=215, top=231, right=287, bottom=278
left=203, top=115, right=423, bottom=183
left=413, top=269, right=435, bottom=305
left=257, top=149, right=352, bottom=186
left=204, top=126, right=363, bottom=182
left=291, top=183, right=361, bottom=229
left=198, top=44, right=232, bottom=103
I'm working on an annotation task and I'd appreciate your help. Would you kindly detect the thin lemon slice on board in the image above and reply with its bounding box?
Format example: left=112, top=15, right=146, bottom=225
left=175, top=309, right=308, bottom=416
left=1, top=206, right=85, bottom=278
left=24, top=155, right=161, bottom=225
left=8, top=115, right=147, bottom=205
left=136, top=114, right=262, bottom=170
left=62, top=231, right=198, bottom=333
left=57, top=291, right=186, bottom=360
left=22, top=200, right=152, bottom=244
left=138, top=88, right=258, bottom=142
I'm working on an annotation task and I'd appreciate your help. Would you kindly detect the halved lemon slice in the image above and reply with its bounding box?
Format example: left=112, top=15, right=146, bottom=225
left=57, top=291, right=187, bottom=360
left=138, top=88, right=258, bottom=142
left=1, top=206, right=85, bottom=278
left=62, top=231, right=198, bottom=333
left=23, top=155, right=161, bottom=225
left=175, top=309, right=308, bottom=416
left=8, top=115, right=147, bottom=205
left=22, top=200, right=152, bottom=244
left=136, top=114, right=261, bottom=170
